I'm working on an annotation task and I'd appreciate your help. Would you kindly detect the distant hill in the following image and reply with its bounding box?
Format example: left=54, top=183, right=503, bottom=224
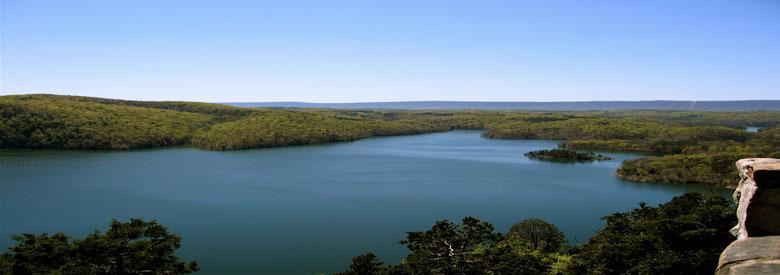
left=227, top=100, right=780, bottom=111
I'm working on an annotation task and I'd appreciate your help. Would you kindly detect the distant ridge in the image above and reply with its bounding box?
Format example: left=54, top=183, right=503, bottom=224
left=226, top=100, right=780, bottom=111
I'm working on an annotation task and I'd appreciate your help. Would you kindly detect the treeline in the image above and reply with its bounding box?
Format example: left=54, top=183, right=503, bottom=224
left=0, top=95, right=452, bottom=150
left=55, top=95, right=258, bottom=122
left=2, top=94, right=779, bottom=186
left=191, top=112, right=451, bottom=150
left=337, top=193, right=734, bottom=275
left=591, top=110, right=780, bottom=128
left=0, top=94, right=211, bottom=149
left=617, top=153, right=750, bottom=186
left=484, top=117, right=751, bottom=154
left=0, top=219, right=198, bottom=274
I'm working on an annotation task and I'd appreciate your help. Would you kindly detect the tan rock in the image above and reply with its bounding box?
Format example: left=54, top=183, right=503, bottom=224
left=717, top=236, right=780, bottom=275
left=731, top=158, right=780, bottom=239
left=718, top=158, right=780, bottom=274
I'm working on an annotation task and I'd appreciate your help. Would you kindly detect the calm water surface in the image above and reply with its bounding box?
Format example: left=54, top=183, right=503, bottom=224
left=0, top=131, right=730, bottom=274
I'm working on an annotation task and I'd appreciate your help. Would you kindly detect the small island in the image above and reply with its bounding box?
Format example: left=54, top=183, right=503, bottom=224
left=525, top=148, right=612, bottom=162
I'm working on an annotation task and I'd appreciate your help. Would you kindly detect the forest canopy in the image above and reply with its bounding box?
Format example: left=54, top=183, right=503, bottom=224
left=0, top=219, right=198, bottom=274
left=336, top=193, right=735, bottom=275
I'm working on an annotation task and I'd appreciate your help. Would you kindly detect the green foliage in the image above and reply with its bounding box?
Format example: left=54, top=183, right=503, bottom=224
left=485, top=116, right=751, bottom=154
left=525, top=149, right=611, bottom=162
left=610, top=125, right=779, bottom=186
left=336, top=217, right=563, bottom=275
left=470, top=245, right=549, bottom=275
left=572, top=193, right=735, bottom=275
left=0, top=219, right=198, bottom=274
left=0, top=94, right=211, bottom=149
left=191, top=111, right=449, bottom=150
left=335, top=253, right=384, bottom=275
left=591, top=110, right=780, bottom=128
left=0, top=233, right=73, bottom=274
left=338, top=193, right=735, bottom=275
left=399, top=217, right=502, bottom=274
left=0, top=94, right=457, bottom=151
left=505, top=218, right=568, bottom=253
left=484, top=117, right=668, bottom=142
left=617, top=153, right=750, bottom=186
left=484, top=113, right=779, bottom=186
left=547, top=253, right=576, bottom=275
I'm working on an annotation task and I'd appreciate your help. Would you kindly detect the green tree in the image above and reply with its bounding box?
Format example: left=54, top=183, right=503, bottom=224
left=505, top=218, right=568, bottom=253
left=339, top=193, right=737, bottom=275
left=400, top=216, right=501, bottom=274
left=336, top=253, right=384, bottom=275
left=572, top=193, right=735, bottom=275
left=0, top=233, right=73, bottom=274
left=1, top=219, right=198, bottom=274
left=468, top=245, right=549, bottom=275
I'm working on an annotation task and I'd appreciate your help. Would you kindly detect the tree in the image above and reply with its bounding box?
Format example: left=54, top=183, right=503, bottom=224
left=572, top=193, right=735, bottom=275
left=476, top=245, right=548, bottom=275
left=0, top=233, right=73, bottom=274
left=1, top=219, right=198, bottom=274
left=336, top=253, right=384, bottom=275
left=399, top=216, right=501, bottom=274
left=505, top=218, right=568, bottom=253
left=338, top=193, right=737, bottom=275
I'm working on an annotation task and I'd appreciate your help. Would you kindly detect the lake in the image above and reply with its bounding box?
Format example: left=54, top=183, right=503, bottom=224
left=0, top=131, right=731, bottom=274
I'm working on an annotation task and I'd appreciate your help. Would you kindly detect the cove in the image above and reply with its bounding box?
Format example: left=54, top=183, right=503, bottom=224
left=0, top=131, right=730, bottom=274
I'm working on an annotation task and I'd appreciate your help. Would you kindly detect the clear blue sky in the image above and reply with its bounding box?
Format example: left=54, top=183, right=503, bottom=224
left=2, top=0, right=778, bottom=102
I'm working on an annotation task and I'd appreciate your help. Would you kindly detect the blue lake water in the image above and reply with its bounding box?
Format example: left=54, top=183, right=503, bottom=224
left=0, top=131, right=731, bottom=274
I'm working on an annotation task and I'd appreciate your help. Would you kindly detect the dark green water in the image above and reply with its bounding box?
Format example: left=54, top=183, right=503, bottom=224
left=0, top=131, right=730, bottom=274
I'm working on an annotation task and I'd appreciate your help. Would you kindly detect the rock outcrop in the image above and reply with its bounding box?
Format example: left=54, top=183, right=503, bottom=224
left=717, top=158, right=780, bottom=275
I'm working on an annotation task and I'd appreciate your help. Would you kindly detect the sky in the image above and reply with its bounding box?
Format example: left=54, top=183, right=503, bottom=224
left=1, top=0, right=779, bottom=102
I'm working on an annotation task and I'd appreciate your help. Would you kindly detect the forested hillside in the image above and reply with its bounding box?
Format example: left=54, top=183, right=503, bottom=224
left=484, top=116, right=779, bottom=186
left=0, top=94, right=212, bottom=149
left=191, top=111, right=450, bottom=150
left=2, top=94, right=779, bottom=186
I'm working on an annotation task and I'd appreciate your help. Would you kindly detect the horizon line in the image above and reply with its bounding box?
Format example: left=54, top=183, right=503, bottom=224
left=3, top=93, right=780, bottom=104
left=222, top=99, right=780, bottom=104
